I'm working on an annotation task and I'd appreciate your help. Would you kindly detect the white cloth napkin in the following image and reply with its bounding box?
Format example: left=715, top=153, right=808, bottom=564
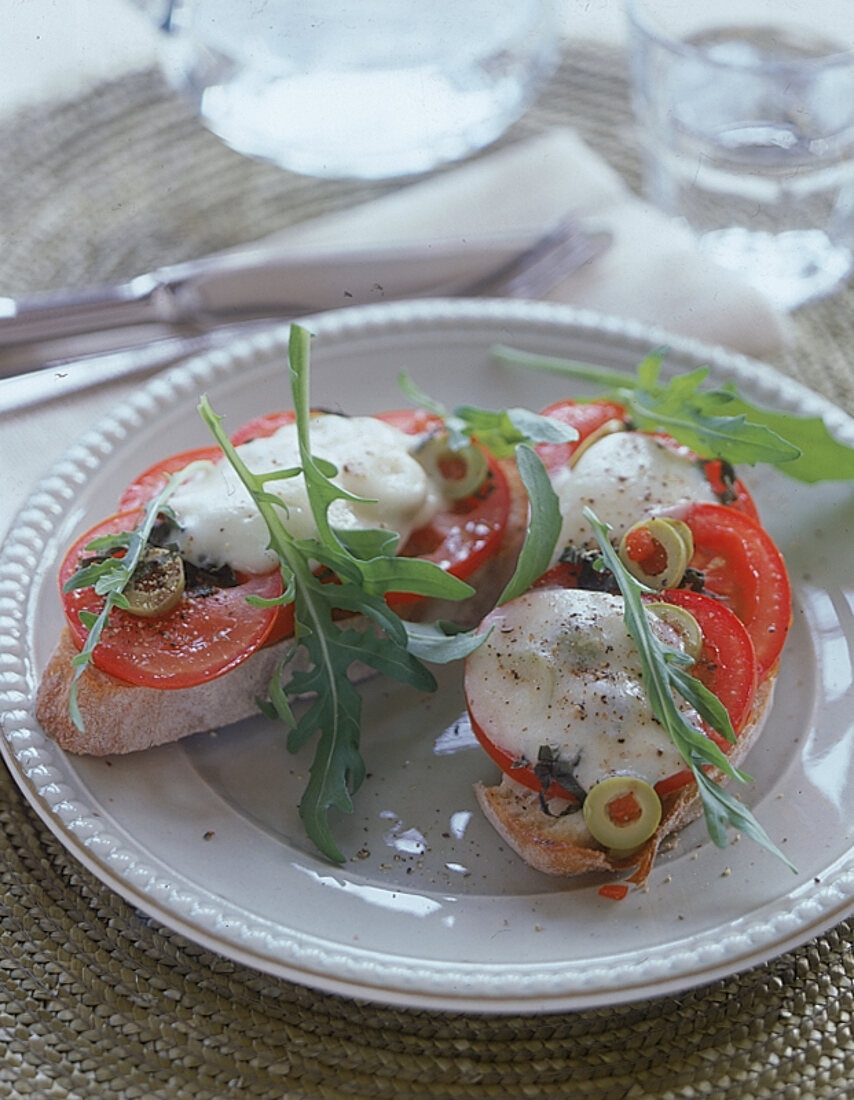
left=274, top=127, right=788, bottom=359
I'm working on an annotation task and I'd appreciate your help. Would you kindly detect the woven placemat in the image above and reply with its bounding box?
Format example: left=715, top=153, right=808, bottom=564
left=1, top=42, right=854, bottom=1100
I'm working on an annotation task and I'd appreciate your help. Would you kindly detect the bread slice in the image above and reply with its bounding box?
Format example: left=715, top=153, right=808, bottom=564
left=474, top=669, right=777, bottom=887
left=35, top=625, right=312, bottom=755
left=36, top=458, right=529, bottom=756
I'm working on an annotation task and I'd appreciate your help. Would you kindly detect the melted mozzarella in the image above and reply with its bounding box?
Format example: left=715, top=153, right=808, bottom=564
left=168, top=415, right=443, bottom=574
left=549, top=431, right=716, bottom=564
left=465, top=588, right=690, bottom=790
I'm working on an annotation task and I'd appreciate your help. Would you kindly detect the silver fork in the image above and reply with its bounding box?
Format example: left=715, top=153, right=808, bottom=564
left=462, top=219, right=610, bottom=299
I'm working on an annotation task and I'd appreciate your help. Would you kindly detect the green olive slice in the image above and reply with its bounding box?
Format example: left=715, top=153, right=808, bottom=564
left=618, top=517, right=694, bottom=590
left=125, top=546, right=185, bottom=618
left=582, top=775, right=662, bottom=852
left=414, top=433, right=488, bottom=500
left=568, top=418, right=627, bottom=468
left=645, top=601, right=704, bottom=661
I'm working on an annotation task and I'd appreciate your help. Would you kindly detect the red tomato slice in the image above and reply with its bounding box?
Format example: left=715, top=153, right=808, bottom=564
left=228, top=406, right=511, bottom=612
left=467, top=587, right=758, bottom=803
left=112, top=406, right=510, bottom=643
left=467, top=706, right=572, bottom=800
left=536, top=398, right=629, bottom=472
left=536, top=400, right=759, bottom=519
left=683, top=502, right=791, bottom=678
left=229, top=410, right=297, bottom=446
left=117, top=412, right=301, bottom=510
left=59, top=511, right=282, bottom=689
left=117, top=446, right=223, bottom=511
left=650, top=589, right=758, bottom=736
left=653, top=434, right=760, bottom=521
left=374, top=409, right=510, bottom=586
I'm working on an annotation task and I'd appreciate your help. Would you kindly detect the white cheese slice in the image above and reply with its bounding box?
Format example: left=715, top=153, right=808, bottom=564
left=465, top=588, right=690, bottom=791
left=168, top=414, right=443, bottom=574
left=549, top=431, right=717, bottom=564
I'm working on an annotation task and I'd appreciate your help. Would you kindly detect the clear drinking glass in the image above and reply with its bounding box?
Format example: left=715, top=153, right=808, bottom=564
left=626, top=0, right=854, bottom=310
left=139, top=0, right=563, bottom=181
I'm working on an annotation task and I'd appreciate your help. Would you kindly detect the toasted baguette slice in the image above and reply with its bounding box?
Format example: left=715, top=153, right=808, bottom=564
left=35, top=624, right=319, bottom=756
left=474, top=669, right=777, bottom=887
left=36, top=458, right=528, bottom=756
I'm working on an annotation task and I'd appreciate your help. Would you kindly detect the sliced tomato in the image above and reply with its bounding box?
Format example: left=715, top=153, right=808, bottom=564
left=110, top=407, right=510, bottom=647
left=468, top=583, right=759, bottom=802
left=535, top=398, right=629, bottom=472
left=374, top=409, right=510, bottom=586
left=59, top=511, right=282, bottom=689
left=373, top=408, right=444, bottom=435
left=117, top=446, right=223, bottom=511
left=653, top=434, right=760, bottom=521
left=119, top=408, right=508, bottom=585
left=535, top=508, right=788, bottom=678
left=683, top=502, right=790, bottom=678
left=650, top=589, right=758, bottom=735
left=535, top=400, right=759, bottom=519
left=229, top=409, right=297, bottom=446
left=466, top=706, right=574, bottom=800
left=118, top=412, right=301, bottom=511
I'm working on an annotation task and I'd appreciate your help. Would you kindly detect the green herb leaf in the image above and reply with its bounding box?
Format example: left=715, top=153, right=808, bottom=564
left=498, top=444, right=562, bottom=605
left=397, top=371, right=578, bottom=460
left=63, top=460, right=213, bottom=732
left=688, top=386, right=854, bottom=483
left=404, top=620, right=487, bottom=663
left=493, top=343, right=854, bottom=483
left=197, top=326, right=480, bottom=864
left=584, top=506, right=796, bottom=872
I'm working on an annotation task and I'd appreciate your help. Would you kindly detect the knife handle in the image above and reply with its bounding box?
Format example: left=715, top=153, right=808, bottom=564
left=0, top=275, right=187, bottom=346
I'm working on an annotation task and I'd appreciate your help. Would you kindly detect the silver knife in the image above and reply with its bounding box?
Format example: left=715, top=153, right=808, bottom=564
left=0, top=229, right=584, bottom=350
left=0, top=223, right=611, bottom=413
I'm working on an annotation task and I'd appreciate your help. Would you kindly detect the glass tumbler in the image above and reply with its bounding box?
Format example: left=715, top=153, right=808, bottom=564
left=626, top=0, right=854, bottom=310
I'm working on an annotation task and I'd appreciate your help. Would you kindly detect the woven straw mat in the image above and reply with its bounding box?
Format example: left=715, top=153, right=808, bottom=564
left=0, top=41, right=853, bottom=1100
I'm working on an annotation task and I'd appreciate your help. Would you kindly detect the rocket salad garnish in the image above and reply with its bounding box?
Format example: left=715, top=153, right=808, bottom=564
left=583, top=507, right=795, bottom=872
left=62, top=463, right=210, bottom=732
left=492, top=344, right=854, bottom=482
left=197, top=325, right=576, bottom=862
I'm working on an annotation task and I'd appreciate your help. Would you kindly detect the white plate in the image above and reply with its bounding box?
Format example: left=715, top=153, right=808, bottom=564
left=2, top=299, right=854, bottom=1014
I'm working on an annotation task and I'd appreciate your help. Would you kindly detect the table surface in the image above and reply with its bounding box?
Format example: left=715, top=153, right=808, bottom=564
left=1, top=6, right=853, bottom=1099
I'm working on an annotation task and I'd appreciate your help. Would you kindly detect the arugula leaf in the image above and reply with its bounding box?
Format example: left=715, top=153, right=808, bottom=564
left=197, top=326, right=492, bottom=864
left=63, top=464, right=211, bottom=732
left=584, top=506, right=796, bottom=872
left=687, top=385, right=854, bottom=483
left=498, top=444, right=562, bottom=605
left=404, top=620, right=490, bottom=663
left=397, top=370, right=578, bottom=458
left=492, top=343, right=854, bottom=483
left=394, top=372, right=575, bottom=609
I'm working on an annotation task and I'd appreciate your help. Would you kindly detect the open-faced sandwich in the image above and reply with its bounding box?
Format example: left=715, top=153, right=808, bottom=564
left=35, top=325, right=580, bottom=862
left=465, top=393, right=792, bottom=890
left=36, top=329, right=852, bottom=878
left=36, top=380, right=531, bottom=756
